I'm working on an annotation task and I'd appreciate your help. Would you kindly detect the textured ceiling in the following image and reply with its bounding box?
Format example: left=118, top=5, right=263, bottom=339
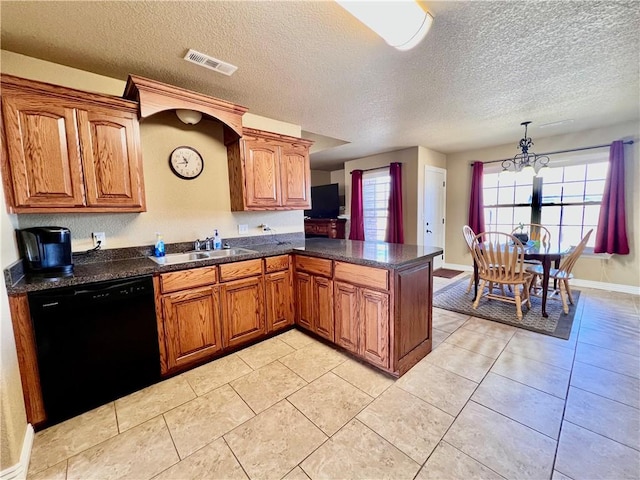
left=1, top=1, right=639, bottom=170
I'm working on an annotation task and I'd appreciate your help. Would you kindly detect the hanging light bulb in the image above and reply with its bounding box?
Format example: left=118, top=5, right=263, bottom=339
left=536, top=164, right=551, bottom=178
left=520, top=165, right=536, bottom=180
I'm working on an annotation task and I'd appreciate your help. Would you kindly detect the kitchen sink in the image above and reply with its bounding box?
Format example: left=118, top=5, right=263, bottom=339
left=148, top=248, right=257, bottom=265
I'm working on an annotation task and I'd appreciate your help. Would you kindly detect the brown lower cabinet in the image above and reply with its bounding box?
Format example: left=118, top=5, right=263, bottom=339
left=334, top=282, right=389, bottom=369
left=162, top=286, right=223, bottom=370
left=220, top=276, right=265, bottom=348
left=265, top=269, right=294, bottom=332
left=294, top=271, right=334, bottom=341
left=11, top=252, right=434, bottom=426
left=155, top=256, right=291, bottom=374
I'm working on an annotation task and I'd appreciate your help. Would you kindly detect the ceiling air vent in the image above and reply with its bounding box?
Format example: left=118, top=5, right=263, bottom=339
left=183, top=49, right=238, bottom=76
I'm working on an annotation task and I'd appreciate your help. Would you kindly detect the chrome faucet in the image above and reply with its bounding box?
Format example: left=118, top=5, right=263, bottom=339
left=194, top=239, right=202, bottom=251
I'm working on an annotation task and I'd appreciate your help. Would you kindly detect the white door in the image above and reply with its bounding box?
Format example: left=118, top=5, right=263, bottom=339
left=424, top=166, right=446, bottom=270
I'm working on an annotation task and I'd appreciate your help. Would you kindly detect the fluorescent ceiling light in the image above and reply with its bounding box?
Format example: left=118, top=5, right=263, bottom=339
left=336, top=1, right=433, bottom=51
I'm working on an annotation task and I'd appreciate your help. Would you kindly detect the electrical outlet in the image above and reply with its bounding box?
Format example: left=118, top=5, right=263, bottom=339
left=238, top=224, right=249, bottom=235
left=92, top=232, right=106, bottom=247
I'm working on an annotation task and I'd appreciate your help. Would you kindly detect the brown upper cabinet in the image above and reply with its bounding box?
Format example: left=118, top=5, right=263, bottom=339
left=1, top=75, right=146, bottom=213
left=124, top=75, right=311, bottom=212
left=226, top=128, right=312, bottom=211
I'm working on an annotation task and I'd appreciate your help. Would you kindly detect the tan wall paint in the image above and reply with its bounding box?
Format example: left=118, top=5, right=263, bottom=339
left=0, top=186, right=26, bottom=469
left=344, top=148, right=420, bottom=244
left=330, top=170, right=345, bottom=196
left=446, top=121, right=640, bottom=288
left=310, top=170, right=331, bottom=186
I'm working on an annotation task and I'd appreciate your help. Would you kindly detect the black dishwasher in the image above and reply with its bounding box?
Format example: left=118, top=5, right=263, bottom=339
left=28, top=275, right=161, bottom=426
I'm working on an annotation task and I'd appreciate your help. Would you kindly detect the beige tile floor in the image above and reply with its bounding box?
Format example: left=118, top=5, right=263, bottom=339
left=27, top=275, right=640, bottom=480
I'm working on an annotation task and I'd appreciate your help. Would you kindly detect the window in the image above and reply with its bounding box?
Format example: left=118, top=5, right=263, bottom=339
left=363, top=170, right=391, bottom=241
left=483, top=160, right=608, bottom=248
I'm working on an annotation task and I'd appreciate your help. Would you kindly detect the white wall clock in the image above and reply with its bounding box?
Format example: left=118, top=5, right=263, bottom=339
left=169, top=146, right=204, bottom=180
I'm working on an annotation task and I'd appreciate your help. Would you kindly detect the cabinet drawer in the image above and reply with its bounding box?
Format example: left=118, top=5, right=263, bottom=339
left=265, top=254, right=290, bottom=273
left=334, top=261, right=388, bottom=290
left=295, top=255, right=332, bottom=277
left=159, top=266, right=217, bottom=293
left=219, top=259, right=263, bottom=281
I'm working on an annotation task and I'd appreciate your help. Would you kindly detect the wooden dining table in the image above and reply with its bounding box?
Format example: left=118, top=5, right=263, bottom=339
left=473, top=242, right=572, bottom=318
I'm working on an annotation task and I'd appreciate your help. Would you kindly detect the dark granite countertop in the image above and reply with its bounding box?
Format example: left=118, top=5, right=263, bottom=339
left=5, top=237, right=442, bottom=295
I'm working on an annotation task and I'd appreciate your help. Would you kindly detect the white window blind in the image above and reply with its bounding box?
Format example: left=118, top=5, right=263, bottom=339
left=363, top=169, right=391, bottom=241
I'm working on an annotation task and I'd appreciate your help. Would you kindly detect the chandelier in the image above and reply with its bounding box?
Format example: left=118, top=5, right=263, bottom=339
left=501, top=121, right=550, bottom=178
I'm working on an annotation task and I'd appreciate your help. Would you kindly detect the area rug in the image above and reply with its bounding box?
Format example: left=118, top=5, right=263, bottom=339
left=433, top=268, right=464, bottom=279
left=433, top=276, right=580, bottom=339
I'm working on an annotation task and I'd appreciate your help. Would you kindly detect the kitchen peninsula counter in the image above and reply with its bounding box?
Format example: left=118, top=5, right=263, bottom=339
left=5, top=236, right=441, bottom=426
left=5, top=238, right=442, bottom=295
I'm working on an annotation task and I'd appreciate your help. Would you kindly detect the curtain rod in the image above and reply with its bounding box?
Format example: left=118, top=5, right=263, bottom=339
left=469, top=140, right=635, bottom=166
left=349, top=165, right=391, bottom=174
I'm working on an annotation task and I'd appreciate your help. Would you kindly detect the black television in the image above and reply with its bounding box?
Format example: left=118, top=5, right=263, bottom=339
left=305, top=183, right=340, bottom=219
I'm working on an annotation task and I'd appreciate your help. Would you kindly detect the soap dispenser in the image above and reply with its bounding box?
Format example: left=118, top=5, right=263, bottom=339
left=154, top=233, right=166, bottom=257
left=213, top=229, right=222, bottom=250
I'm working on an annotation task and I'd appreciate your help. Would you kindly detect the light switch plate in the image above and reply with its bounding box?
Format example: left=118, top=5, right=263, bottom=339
left=238, top=224, right=249, bottom=235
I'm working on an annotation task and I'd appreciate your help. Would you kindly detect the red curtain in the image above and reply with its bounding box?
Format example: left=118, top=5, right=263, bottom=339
left=385, top=162, right=404, bottom=243
left=468, top=162, right=486, bottom=235
left=594, top=140, right=629, bottom=254
left=349, top=170, right=365, bottom=241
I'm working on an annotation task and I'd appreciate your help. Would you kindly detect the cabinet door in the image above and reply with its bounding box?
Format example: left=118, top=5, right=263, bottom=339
left=221, top=276, right=265, bottom=348
left=294, top=271, right=313, bottom=331
left=77, top=109, right=144, bottom=208
left=2, top=95, right=85, bottom=207
left=243, top=139, right=281, bottom=208
left=265, top=270, right=293, bottom=332
left=334, top=281, right=359, bottom=354
left=313, top=276, right=334, bottom=341
left=280, top=143, right=310, bottom=208
left=162, top=286, right=222, bottom=371
left=359, top=288, right=390, bottom=368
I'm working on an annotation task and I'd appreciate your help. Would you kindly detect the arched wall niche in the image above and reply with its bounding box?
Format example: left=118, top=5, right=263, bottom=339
left=123, top=75, right=248, bottom=144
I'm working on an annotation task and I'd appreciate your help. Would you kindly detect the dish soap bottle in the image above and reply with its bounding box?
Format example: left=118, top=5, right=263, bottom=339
left=154, top=233, right=165, bottom=257
left=213, top=229, right=222, bottom=250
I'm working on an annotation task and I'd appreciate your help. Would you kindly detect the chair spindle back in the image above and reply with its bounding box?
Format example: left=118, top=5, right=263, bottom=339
left=471, top=232, right=528, bottom=283
left=559, top=229, right=593, bottom=274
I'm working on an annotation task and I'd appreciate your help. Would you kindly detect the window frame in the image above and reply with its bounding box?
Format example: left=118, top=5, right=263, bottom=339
left=362, top=169, right=391, bottom=242
left=482, top=152, right=608, bottom=248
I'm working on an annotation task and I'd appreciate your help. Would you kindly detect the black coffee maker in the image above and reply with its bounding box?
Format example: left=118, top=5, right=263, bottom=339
left=17, top=227, right=73, bottom=276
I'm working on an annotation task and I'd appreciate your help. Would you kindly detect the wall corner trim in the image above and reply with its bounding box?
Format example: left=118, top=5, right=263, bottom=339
left=0, top=424, right=34, bottom=480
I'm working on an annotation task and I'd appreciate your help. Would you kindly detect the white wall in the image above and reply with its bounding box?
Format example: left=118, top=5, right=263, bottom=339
left=446, top=121, right=640, bottom=288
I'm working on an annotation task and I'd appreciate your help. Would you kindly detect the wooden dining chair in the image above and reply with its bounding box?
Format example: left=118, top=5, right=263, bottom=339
left=462, top=225, right=477, bottom=293
left=526, top=229, right=593, bottom=314
left=470, top=232, right=533, bottom=320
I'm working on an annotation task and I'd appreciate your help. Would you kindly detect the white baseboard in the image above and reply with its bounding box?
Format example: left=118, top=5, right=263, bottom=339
left=443, top=263, right=473, bottom=272
left=442, top=263, right=639, bottom=295
left=0, top=424, right=33, bottom=480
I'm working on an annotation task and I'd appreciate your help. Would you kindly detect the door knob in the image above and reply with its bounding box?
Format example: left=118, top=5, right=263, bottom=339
left=426, top=229, right=433, bottom=233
